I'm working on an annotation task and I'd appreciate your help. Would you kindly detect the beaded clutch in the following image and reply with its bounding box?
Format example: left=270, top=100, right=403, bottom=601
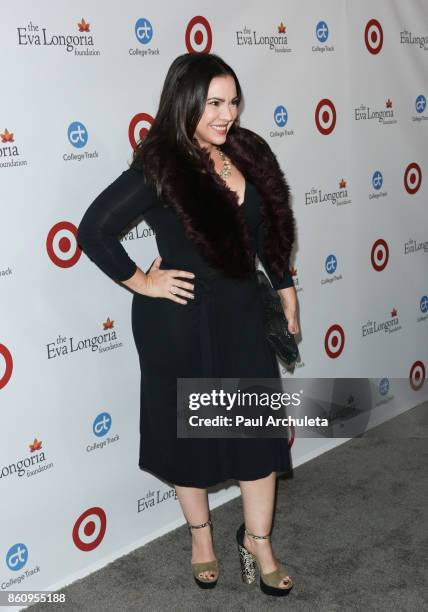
left=256, top=269, right=299, bottom=366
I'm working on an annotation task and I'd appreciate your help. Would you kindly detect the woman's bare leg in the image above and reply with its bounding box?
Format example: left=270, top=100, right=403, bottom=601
left=175, top=485, right=218, bottom=581
left=239, top=472, right=292, bottom=588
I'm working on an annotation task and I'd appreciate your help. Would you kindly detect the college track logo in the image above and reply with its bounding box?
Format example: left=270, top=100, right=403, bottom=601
left=130, top=17, right=160, bottom=57
left=312, top=20, right=334, bottom=53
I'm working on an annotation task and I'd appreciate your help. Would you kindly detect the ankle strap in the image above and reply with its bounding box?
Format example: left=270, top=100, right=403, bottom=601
left=187, top=518, right=212, bottom=532
left=245, top=527, right=271, bottom=541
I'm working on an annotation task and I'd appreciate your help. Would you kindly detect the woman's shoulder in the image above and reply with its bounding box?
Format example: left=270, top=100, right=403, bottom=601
left=227, top=126, right=275, bottom=162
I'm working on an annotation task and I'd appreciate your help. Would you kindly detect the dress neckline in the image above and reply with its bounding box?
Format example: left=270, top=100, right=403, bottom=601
left=238, top=180, right=251, bottom=208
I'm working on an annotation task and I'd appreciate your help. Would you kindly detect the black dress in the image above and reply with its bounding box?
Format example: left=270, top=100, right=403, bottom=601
left=77, top=167, right=294, bottom=487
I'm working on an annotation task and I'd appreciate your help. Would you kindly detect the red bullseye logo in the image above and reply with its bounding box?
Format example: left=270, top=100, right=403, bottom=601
left=370, top=238, right=389, bottom=271
left=364, top=19, right=383, bottom=54
left=0, top=344, right=13, bottom=390
left=315, top=99, right=336, bottom=135
left=404, top=162, right=422, bottom=195
left=185, top=16, right=212, bottom=54
left=72, top=507, right=107, bottom=551
left=46, top=221, right=81, bottom=268
left=324, top=324, right=345, bottom=358
left=128, top=112, right=154, bottom=150
left=409, top=361, right=425, bottom=391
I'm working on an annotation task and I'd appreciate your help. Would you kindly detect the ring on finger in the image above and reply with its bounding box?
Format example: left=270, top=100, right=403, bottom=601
left=170, top=285, right=177, bottom=295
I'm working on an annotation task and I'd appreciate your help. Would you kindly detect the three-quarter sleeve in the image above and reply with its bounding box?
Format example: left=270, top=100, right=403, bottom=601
left=256, top=220, right=294, bottom=290
left=77, top=167, right=156, bottom=282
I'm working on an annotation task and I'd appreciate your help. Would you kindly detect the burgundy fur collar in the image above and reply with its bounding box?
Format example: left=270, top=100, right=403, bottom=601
left=161, top=126, right=295, bottom=280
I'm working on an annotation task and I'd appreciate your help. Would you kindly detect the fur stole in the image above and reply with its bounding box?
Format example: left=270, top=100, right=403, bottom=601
left=160, top=126, right=295, bottom=280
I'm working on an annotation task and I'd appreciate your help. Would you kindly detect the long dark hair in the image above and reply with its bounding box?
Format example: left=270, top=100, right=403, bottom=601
left=130, top=53, right=242, bottom=198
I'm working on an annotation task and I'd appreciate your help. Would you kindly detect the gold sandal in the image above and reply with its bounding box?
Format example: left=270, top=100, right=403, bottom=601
left=188, top=518, right=219, bottom=589
left=236, top=523, right=293, bottom=596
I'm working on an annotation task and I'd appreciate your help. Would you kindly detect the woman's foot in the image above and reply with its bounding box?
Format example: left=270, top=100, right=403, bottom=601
left=243, top=531, right=292, bottom=589
left=191, top=524, right=218, bottom=581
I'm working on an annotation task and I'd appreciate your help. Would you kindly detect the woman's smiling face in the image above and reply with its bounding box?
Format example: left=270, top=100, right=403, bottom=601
left=194, top=75, right=240, bottom=151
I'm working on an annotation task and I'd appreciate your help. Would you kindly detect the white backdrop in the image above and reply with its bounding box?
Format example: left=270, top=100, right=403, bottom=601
left=1, top=0, right=427, bottom=599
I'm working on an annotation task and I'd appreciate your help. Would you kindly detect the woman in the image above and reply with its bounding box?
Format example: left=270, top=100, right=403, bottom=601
left=77, top=52, right=300, bottom=596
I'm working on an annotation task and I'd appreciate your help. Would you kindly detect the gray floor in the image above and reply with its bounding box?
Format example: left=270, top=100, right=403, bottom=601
left=28, top=401, right=428, bottom=612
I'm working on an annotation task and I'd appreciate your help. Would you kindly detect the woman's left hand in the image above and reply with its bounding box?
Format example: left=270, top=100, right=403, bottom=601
left=284, top=304, right=299, bottom=335
left=278, top=287, right=300, bottom=335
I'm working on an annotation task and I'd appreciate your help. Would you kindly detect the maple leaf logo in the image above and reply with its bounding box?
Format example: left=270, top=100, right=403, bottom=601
left=78, top=18, right=90, bottom=32
left=29, top=438, right=42, bottom=452
left=339, top=178, right=346, bottom=189
left=390, top=308, right=397, bottom=317
left=103, top=317, right=114, bottom=330
left=386, top=98, right=392, bottom=108
left=278, top=22, right=286, bottom=34
left=1, top=128, right=14, bottom=143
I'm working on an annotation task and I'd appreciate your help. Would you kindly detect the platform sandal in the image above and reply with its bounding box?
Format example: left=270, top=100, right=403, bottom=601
left=187, top=518, right=219, bottom=589
left=236, top=522, right=293, bottom=596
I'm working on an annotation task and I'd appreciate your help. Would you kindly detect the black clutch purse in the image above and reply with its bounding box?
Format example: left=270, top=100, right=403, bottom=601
left=256, top=269, right=299, bottom=366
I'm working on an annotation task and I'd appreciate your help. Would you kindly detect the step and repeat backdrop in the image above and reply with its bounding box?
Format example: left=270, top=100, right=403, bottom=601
left=1, top=0, right=427, bottom=599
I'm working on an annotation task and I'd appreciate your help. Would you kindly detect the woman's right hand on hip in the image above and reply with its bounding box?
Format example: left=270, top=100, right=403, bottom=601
left=142, top=256, right=195, bottom=304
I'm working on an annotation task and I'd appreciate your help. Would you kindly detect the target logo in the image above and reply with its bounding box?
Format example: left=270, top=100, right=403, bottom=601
left=364, top=19, right=383, bottom=55
left=128, top=112, right=154, bottom=150
left=370, top=238, right=389, bottom=271
left=0, top=343, right=13, bottom=390
left=324, top=324, right=345, bottom=358
left=404, top=162, right=422, bottom=195
left=315, top=99, right=336, bottom=135
left=46, top=221, right=81, bottom=268
left=72, top=507, right=107, bottom=551
left=185, top=16, right=212, bottom=54
left=409, top=360, right=425, bottom=391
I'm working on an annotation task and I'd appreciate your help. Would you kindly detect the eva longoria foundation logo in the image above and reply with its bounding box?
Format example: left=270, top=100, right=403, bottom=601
left=0, top=128, right=28, bottom=169
left=236, top=22, right=292, bottom=53
left=400, top=29, right=428, bottom=50
left=404, top=238, right=428, bottom=255
left=137, top=487, right=178, bottom=513
left=354, top=99, right=397, bottom=125
left=305, top=178, right=351, bottom=207
left=46, top=317, right=123, bottom=360
left=0, top=439, right=53, bottom=480
left=120, top=223, right=155, bottom=242
left=362, top=308, right=402, bottom=337
left=17, top=18, right=100, bottom=56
